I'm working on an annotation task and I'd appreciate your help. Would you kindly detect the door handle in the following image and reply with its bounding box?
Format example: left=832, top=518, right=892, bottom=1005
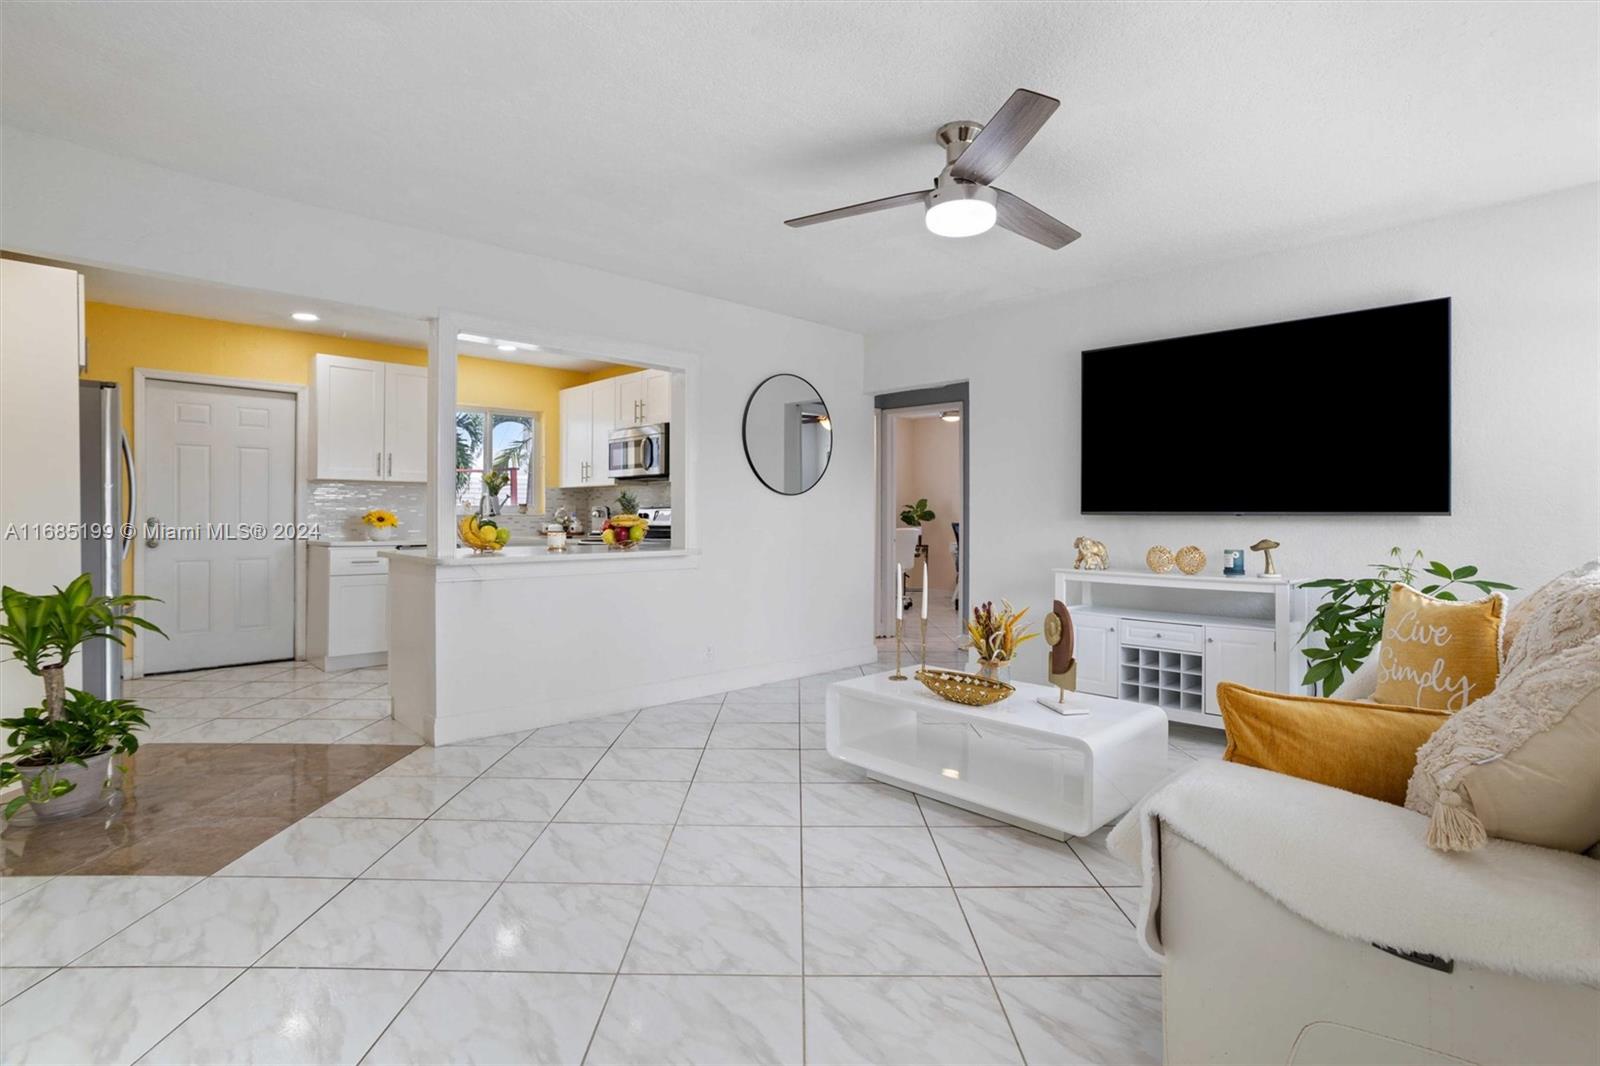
left=120, top=430, right=137, bottom=561
left=387, top=452, right=393, bottom=477
left=144, top=516, right=161, bottom=549
left=377, top=451, right=383, bottom=477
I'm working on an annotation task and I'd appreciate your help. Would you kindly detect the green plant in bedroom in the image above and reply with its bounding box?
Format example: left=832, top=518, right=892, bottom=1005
left=0, top=575, right=166, bottom=820
left=1298, top=547, right=1514, bottom=696
left=900, top=498, right=935, bottom=527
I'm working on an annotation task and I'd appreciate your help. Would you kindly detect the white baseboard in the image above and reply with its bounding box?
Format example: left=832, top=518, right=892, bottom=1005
left=425, top=643, right=879, bottom=746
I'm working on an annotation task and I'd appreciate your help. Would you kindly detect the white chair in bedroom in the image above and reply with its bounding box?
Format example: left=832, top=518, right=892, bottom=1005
left=893, top=527, right=919, bottom=612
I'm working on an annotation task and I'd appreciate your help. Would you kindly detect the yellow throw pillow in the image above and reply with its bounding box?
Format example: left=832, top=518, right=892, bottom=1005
left=1218, top=683, right=1451, bottom=805
left=1372, top=583, right=1506, bottom=711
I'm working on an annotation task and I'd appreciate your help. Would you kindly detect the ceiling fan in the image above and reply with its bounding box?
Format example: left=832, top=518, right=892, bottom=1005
left=784, top=88, right=1080, bottom=249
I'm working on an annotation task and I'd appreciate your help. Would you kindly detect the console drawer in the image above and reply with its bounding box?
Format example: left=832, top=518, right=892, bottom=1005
left=1119, top=618, right=1204, bottom=652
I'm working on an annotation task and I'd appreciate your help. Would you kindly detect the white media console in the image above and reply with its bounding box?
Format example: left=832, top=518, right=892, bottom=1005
left=1052, top=567, right=1301, bottom=731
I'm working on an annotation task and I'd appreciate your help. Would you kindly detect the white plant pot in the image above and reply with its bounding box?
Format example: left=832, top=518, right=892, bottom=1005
left=19, top=749, right=116, bottom=821
left=367, top=525, right=397, bottom=542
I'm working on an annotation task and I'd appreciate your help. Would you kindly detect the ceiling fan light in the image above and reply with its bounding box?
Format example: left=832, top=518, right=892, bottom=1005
left=924, top=184, right=997, bottom=238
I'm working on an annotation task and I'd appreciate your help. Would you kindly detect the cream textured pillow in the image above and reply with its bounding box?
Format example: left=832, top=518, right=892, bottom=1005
left=1406, top=634, right=1600, bottom=853
left=1337, top=645, right=1382, bottom=701
left=1500, top=560, right=1600, bottom=669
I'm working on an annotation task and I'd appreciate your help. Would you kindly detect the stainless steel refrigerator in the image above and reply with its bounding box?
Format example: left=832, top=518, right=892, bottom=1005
left=79, top=380, right=136, bottom=701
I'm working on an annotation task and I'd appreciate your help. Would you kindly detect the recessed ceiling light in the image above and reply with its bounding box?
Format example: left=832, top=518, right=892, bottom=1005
left=291, top=312, right=320, bottom=322
left=496, top=343, right=517, bottom=352
left=940, top=410, right=962, bottom=422
left=457, top=333, right=491, bottom=344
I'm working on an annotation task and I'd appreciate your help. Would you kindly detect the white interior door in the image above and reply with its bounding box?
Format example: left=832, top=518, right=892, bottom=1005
left=141, top=380, right=296, bottom=672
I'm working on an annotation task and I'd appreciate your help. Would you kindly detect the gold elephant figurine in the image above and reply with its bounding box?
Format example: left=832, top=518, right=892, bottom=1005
left=1073, top=537, right=1109, bottom=571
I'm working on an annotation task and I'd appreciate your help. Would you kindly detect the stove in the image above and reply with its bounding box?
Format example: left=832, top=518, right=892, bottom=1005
left=636, top=507, right=673, bottom=541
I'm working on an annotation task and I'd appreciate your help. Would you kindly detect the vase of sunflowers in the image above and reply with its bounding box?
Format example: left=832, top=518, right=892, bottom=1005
left=361, top=509, right=399, bottom=541
left=966, top=600, right=1037, bottom=681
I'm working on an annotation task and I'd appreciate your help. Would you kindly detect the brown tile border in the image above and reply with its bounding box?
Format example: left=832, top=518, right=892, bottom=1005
left=0, top=742, right=417, bottom=876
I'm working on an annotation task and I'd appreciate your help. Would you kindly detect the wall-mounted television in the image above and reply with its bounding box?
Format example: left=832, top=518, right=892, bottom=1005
left=1081, top=298, right=1450, bottom=515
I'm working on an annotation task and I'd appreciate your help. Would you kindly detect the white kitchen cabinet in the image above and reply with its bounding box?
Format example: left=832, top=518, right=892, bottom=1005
left=558, top=378, right=618, bottom=487
left=615, top=368, right=671, bottom=426
left=306, top=542, right=394, bottom=670
left=312, top=354, right=427, bottom=481
left=1203, top=624, right=1277, bottom=716
left=1072, top=610, right=1122, bottom=697
left=382, top=363, right=429, bottom=481
left=589, top=378, right=618, bottom=485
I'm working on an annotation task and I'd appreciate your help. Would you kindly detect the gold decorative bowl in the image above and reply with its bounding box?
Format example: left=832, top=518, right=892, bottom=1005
left=914, top=668, right=1016, bottom=707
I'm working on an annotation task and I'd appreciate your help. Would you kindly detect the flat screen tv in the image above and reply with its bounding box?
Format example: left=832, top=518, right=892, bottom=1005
left=1081, top=298, right=1450, bottom=514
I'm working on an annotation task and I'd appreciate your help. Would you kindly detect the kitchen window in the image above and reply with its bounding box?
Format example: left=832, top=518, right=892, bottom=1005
left=456, top=407, right=540, bottom=511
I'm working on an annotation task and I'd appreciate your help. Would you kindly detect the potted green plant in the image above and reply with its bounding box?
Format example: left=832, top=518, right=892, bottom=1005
left=900, top=498, right=935, bottom=528
left=1298, top=547, right=1514, bottom=695
left=0, top=574, right=165, bottom=821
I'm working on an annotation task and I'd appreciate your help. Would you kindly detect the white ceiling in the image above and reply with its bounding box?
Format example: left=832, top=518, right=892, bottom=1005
left=3, top=2, right=1595, bottom=334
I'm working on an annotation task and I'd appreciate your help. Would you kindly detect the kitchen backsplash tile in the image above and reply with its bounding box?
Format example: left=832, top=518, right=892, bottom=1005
left=306, top=480, right=670, bottom=544
left=307, top=481, right=427, bottom=541
left=545, top=482, right=671, bottom=519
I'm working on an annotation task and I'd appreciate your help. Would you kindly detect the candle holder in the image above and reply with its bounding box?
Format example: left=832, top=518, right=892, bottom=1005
left=889, top=619, right=908, bottom=681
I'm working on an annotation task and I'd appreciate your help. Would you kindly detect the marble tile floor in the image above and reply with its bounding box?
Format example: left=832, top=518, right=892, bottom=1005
left=0, top=663, right=1220, bottom=1064
left=1, top=743, right=416, bottom=876
left=876, top=598, right=969, bottom=671
left=120, top=660, right=408, bottom=746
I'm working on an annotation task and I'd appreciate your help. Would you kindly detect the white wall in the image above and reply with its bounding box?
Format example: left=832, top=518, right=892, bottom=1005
left=2, top=129, right=876, bottom=692
left=0, top=260, right=84, bottom=706
left=866, top=185, right=1600, bottom=682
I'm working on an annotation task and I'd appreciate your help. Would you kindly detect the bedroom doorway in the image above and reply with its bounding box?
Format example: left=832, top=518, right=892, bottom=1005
left=874, top=384, right=969, bottom=668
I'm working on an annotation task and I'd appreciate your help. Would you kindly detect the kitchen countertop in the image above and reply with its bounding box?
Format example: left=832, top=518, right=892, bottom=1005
left=309, top=538, right=427, bottom=548
left=382, top=541, right=690, bottom=569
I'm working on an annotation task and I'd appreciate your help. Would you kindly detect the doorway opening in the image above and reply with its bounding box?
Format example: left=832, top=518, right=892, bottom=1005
left=875, top=384, right=968, bottom=670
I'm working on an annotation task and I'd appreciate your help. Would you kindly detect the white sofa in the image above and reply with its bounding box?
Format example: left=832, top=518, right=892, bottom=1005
left=1111, top=761, right=1600, bottom=1065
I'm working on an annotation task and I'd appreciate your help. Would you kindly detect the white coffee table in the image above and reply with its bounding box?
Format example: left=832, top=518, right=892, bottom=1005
left=826, top=670, right=1170, bottom=839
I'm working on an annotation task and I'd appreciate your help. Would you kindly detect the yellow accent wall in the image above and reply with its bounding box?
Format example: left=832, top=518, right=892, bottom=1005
left=81, top=302, right=596, bottom=508
left=82, top=303, right=608, bottom=660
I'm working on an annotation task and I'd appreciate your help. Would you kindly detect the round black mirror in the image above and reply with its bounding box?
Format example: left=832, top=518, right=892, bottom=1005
left=742, top=373, right=832, bottom=495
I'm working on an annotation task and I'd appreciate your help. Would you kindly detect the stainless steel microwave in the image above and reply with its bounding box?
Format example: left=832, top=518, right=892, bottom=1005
left=608, top=423, right=668, bottom=480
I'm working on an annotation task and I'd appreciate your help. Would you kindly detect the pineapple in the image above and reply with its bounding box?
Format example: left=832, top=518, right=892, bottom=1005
left=616, top=490, right=640, bottom=515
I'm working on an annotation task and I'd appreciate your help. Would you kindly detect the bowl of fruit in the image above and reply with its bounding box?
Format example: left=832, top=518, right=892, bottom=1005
left=601, top=514, right=649, bottom=550
left=458, top=515, right=510, bottom=553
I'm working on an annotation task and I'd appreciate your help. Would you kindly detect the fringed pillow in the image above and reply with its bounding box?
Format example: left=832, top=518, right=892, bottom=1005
left=1406, top=634, right=1600, bottom=853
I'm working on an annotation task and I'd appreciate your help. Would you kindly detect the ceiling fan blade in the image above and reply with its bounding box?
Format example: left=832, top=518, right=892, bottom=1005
left=950, top=89, right=1060, bottom=185
left=784, top=190, right=928, bottom=228
left=993, top=188, right=1081, bottom=250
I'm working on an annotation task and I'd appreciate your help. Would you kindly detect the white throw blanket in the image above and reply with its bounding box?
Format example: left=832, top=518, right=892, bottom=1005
left=1107, top=760, right=1600, bottom=985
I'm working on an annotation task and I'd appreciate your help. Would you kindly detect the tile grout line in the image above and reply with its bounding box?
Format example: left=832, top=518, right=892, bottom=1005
left=576, top=690, right=722, bottom=1066
left=124, top=782, right=438, bottom=1065
left=796, top=684, right=809, bottom=1066
left=920, top=792, right=1032, bottom=1066
left=356, top=701, right=649, bottom=1064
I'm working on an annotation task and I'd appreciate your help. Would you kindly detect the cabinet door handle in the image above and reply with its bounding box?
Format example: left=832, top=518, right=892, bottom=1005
left=377, top=451, right=383, bottom=477
left=348, top=559, right=381, bottom=566
left=386, top=452, right=393, bottom=477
